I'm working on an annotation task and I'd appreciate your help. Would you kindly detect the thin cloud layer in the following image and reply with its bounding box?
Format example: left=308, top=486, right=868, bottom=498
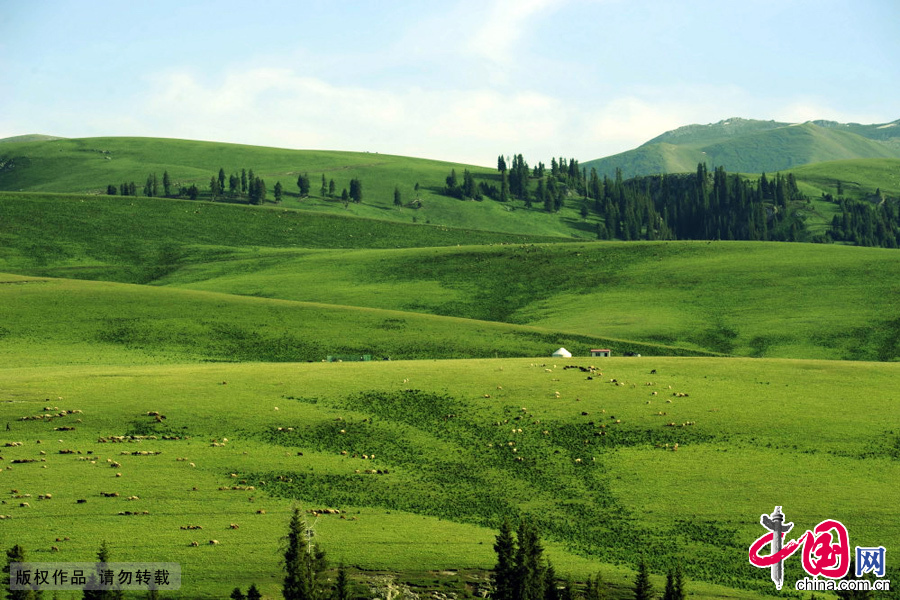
left=1, top=0, right=897, bottom=165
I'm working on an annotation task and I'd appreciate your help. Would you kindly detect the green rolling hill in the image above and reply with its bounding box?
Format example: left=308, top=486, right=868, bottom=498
left=0, top=136, right=595, bottom=239
left=1, top=129, right=899, bottom=599
left=584, top=117, right=900, bottom=178
left=2, top=192, right=898, bottom=361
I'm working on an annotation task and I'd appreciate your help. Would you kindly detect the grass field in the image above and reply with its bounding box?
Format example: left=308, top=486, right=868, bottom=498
left=0, top=138, right=597, bottom=238
left=0, top=274, right=708, bottom=368
left=162, top=241, right=900, bottom=361
left=584, top=120, right=900, bottom=179
left=2, top=193, right=899, bottom=361
left=2, top=135, right=899, bottom=599
left=1, top=357, right=897, bottom=598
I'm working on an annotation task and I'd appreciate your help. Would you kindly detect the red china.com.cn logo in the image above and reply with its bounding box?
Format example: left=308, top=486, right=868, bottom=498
left=749, top=506, right=889, bottom=592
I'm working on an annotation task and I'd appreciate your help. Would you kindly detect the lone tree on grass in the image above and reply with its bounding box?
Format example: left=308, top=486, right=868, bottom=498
left=283, top=508, right=328, bottom=600
left=633, top=558, right=653, bottom=600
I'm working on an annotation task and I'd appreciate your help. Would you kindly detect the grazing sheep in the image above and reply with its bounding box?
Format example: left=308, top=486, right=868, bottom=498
left=256, top=509, right=266, bottom=514
left=229, top=523, right=239, bottom=529
left=19, top=502, right=30, bottom=508
left=51, top=546, right=59, bottom=552
left=209, top=539, right=219, bottom=545
left=190, top=541, right=199, bottom=547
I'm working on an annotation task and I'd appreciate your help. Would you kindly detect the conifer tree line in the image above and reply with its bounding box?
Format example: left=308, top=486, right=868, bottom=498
left=445, top=156, right=811, bottom=242
left=489, top=517, right=675, bottom=600
left=6, top=514, right=688, bottom=600
left=825, top=191, right=900, bottom=248
left=106, top=168, right=368, bottom=209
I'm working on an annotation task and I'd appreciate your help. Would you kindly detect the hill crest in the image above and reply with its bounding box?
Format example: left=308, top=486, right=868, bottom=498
left=584, top=117, right=900, bottom=178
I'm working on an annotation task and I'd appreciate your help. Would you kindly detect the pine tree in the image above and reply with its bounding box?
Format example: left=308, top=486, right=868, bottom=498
left=241, top=169, right=248, bottom=195
left=321, top=174, right=327, bottom=197
left=84, top=541, right=123, bottom=600
left=492, top=518, right=517, bottom=600
left=5, top=544, right=41, bottom=600
left=107, top=185, right=117, bottom=195
left=328, top=179, right=335, bottom=198
left=163, top=171, right=171, bottom=197
left=230, top=588, right=246, bottom=600
left=515, top=520, right=545, bottom=600
left=543, top=561, right=559, bottom=600
left=584, top=571, right=606, bottom=600
left=333, top=564, right=350, bottom=600
left=349, top=178, right=362, bottom=204
left=283, top=508, right=310, bottom=600
left=663, top=569, right=675, bottom=600
left=274, top=181, right=284, bottom=203
left=394, top=186, right=402, bottom=208
left=633, top=559, right=653, bottom=600
left=218, top=168, right=226, bottom=194
left=299, top=173, right=310, bottom=197
left=247, top=584, right=262, bottom=600
left=672, top=562, right=685, bottom=600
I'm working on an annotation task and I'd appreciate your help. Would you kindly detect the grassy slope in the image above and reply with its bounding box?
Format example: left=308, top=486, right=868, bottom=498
left=784, top=158, right=900, bottom=200
left=0, top=274, right=705, bottom=367
left=0, top=192, right=577, bottom=283
left=584, top=121, right=900, bottom=179
left=0, top=357, right=897, bottom=599
left=577, top=143, right=707, bottom=179
left=2, top=191, right=898, bottom=360
left=701, top=123, right=900, bottom=173
left=159, top=241, right=900, bottom=361
left=0, top=138, right=595, bottom=238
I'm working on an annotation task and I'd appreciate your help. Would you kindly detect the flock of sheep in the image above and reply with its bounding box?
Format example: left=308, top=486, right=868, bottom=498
left=0, top=361, right=700, bottom=558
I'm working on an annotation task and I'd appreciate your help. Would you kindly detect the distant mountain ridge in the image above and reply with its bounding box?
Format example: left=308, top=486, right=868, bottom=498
left=583, top=117, right=900, bottom=178
left=0, top=133, right=67, bottom=143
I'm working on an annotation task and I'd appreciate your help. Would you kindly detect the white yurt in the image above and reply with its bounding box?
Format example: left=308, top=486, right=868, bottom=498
left=551, top=347, right=572, bottom=358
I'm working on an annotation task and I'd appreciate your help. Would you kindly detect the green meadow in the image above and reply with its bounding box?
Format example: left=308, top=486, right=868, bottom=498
left=0, top=138, right=595, bottom=238
left=2, top=358, right=897, bottom=599
left=1, top=137, right=899, bottom=599
left=2, top=192, right=899, bottom=361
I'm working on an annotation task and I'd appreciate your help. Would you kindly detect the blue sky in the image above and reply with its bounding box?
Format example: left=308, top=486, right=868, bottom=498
left=2, top=0, right=898, bottom=166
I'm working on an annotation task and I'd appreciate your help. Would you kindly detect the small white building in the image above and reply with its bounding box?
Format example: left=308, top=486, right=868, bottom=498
left=551, top=347, right=572, bottom=358
left=590, top=349, right=611, bottom=357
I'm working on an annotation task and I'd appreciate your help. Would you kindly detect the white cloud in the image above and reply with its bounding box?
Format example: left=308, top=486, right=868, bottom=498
left=142, top=67, right=581, bottom=165
left=464, top=0, right=569, bottom=65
